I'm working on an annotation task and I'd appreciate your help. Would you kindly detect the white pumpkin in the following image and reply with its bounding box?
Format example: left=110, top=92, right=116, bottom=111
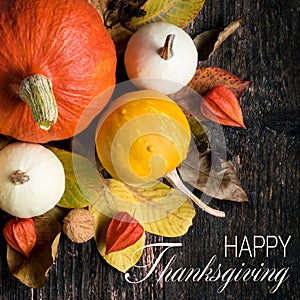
left=124, top=22, right=198, bottom=94
left=0, top=142, right=65, bottom=218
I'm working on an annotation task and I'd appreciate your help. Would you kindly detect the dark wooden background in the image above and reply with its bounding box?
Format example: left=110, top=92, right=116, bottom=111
left=0, top=0, right=299, bottom=299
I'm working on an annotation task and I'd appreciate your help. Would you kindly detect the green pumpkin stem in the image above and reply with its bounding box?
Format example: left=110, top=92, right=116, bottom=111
left=19, top=74, right=58, bottom=130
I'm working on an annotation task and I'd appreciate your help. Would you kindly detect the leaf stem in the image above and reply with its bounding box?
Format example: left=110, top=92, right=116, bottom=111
left=164, top=169, right=226, bottom=218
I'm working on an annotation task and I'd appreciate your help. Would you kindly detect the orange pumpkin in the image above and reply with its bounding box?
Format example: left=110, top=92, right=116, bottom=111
left=0, top=0, right=116, bottom=143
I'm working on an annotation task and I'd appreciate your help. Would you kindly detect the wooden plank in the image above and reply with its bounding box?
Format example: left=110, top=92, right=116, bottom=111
left=162, top=0, right=299, bottom=299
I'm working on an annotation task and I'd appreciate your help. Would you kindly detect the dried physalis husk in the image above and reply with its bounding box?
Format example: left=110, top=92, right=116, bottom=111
left=200, top=85, right=246, bottom=128
left=3, top=217, right=36, bottom=257
left=63, top=208, right=95, bottom=243
left=105, top=211, right=144, bottom=255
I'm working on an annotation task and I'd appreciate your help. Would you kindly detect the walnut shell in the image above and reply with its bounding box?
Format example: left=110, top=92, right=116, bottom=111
left=63, top=208, right=95, bottom=243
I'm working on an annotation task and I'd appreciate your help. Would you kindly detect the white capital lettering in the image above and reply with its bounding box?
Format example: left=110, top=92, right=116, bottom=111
left=278, top=236, right=291, bottom=258
left=224, top=236, right=238, bottom=257
left=253, top=235, right=265, bottom=257
left=266, top=236, right=278, bottom=257
left=239, top=236, right=252, bottom=257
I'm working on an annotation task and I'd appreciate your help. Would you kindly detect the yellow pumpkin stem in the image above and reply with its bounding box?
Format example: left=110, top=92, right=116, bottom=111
left=19, top=74, right=58, bottom=130
left=160, top=34, right=175, bottom=60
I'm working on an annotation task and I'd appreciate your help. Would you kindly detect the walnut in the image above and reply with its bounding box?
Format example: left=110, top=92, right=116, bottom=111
left=63, top=208, right=95, bottom=243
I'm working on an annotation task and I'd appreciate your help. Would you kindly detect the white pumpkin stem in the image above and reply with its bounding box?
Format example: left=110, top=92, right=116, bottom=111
left=19, top=74, right=58, bottom=130
left=10, top=170, right=30, bottom=185
left=165, top=169, right=226, bottom=218
left=160, top=34, right=175, bottom=60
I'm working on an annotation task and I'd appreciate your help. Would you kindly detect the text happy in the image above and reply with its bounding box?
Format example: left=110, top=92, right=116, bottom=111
left=224, top=235, right=291, bottom=258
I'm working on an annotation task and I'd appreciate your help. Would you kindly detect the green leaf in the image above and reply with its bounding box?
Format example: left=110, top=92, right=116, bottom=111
left=48, top=147, right=103, bottom=209
left=129, top=0, right=206, bottom=30
left=91, top=208, right=145, bottom=273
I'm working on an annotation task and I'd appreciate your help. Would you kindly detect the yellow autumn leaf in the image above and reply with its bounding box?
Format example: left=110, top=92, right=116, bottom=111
left=90, top=178, right=195, bottom=236
left=129, top=0, right=206, bottom=30
left=143, top=199, right=195, bottom=237
left=91, top=208, right=145, bottom=273
left=91, top=0, right=205, bottom=54
left=91, top=178, right=184, bottom=221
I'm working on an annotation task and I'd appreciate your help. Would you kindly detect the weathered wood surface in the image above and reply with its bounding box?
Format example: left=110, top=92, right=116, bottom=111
left=0, top=0, right=299, bottom=299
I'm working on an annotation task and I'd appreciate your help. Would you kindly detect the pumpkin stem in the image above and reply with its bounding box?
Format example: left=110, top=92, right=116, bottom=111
left=160, top=34, right=175, bottom=60
left=10, top=170, right=30, bottom=185
left=19, top=74, right=58, bottom=131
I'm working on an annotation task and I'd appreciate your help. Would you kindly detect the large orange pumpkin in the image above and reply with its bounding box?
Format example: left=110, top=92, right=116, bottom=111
left=0, top=0, right=116, bottom=143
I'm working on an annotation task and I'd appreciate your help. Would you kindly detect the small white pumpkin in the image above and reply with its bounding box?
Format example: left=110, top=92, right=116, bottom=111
left=0, top=142, right=65, bottom=218
left=124, top=22, right=198, bottom=94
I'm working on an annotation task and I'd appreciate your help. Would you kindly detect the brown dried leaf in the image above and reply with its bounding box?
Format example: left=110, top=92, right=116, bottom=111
left=0, top=135, right=11, bottom=150
left=105, top=25, right=133, bottom=56
left=168, top=86, right=206, bottom=123
left=40, top=206, right=70, bottom=223
left=179, top=149, right=248, bottom=203
left=88, top=0, right=133, bottom=55
left=178, top=116, right=248, bottom=202
left=87, top=0, right=106, bottom=18
left=7, top=217, right=62, bottom=288
left=194, top=19, right=242, bottom=61
left=188, top=67, right=251, bottom=99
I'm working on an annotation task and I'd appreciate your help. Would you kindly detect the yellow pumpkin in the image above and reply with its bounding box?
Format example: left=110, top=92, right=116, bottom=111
left=95, top=90, right=191, bottom=185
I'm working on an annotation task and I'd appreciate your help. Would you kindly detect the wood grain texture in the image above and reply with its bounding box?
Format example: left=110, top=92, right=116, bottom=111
left=0, top=0, right=299, bottom=299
